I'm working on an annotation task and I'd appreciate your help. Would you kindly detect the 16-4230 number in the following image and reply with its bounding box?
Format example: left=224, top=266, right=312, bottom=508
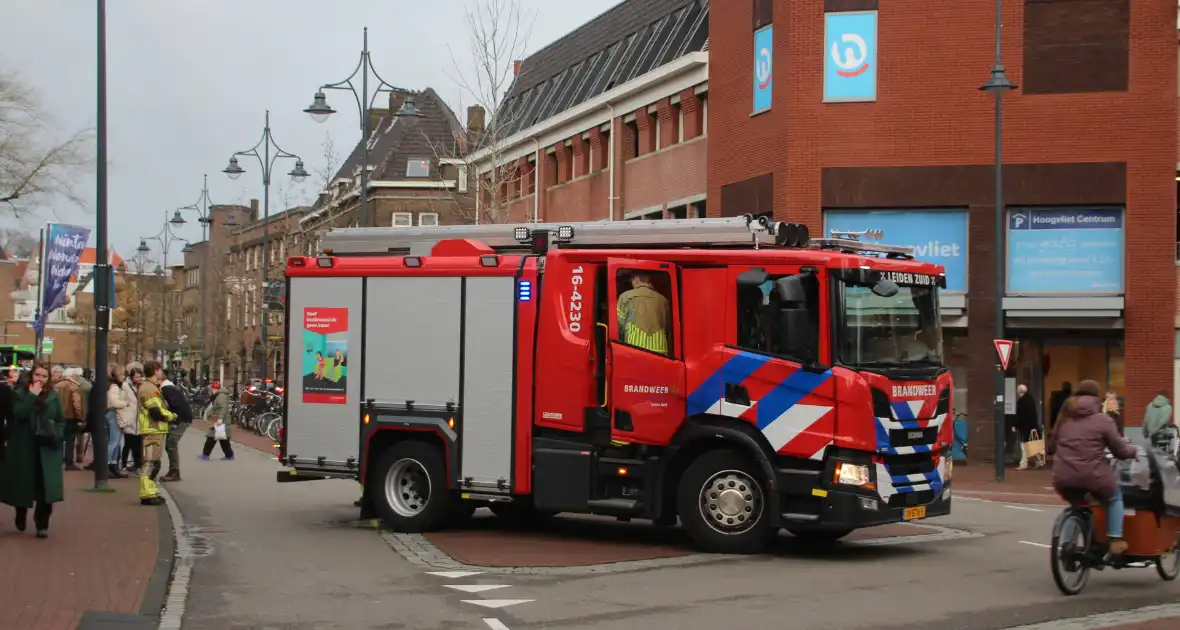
left=569, top=265, right=584, bottom=333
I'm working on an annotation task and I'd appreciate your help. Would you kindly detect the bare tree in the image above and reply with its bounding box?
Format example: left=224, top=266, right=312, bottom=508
left=0, top=227, right=37, bottom=258
left=314, top=132, right=342, bottom=193
left=0, top=71, right=93, bottom=213
left=429, top=0, right=534, bottom=224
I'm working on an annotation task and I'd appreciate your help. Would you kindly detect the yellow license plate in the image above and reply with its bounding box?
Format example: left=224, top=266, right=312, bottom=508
left=903, top=506, right=927, bottom=521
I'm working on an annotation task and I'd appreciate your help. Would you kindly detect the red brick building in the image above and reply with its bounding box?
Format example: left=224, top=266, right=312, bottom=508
left=709, top=0, right=1177, bottom=459
left=472, top=0, right=710, bottom=223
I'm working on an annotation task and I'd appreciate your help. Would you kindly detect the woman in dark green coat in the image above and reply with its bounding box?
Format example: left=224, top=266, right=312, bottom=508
left=0, top=364, right=65, bottom=538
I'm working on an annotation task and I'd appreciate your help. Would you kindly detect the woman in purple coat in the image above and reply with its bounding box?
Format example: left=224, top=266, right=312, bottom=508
left=1047, top=380, right=1138, bottom=555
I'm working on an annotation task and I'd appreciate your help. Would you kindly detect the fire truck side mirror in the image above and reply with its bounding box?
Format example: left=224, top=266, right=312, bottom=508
left=773, top=275, right=806, bottom=304
left=871, top=279, right=900, bottom=298
left=737, top=268, right=770, bottom=286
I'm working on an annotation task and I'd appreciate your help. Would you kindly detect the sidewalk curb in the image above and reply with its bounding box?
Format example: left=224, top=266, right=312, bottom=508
left=141, top=498, right=174, bottom=620
left=155, top=485, right=191, bottom=630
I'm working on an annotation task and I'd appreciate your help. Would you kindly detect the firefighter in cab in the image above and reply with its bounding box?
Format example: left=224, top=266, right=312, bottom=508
left=617, top=270, right=670, bottom=355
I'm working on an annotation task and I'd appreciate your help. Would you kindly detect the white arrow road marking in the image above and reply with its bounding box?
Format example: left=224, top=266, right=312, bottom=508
left=444, top=584, right=511, bottom=593
left=462, top=599, right=534, bottom=609
left=483, top=620, right=512, bottom=630
left=426, top=570, right=483, bottom=578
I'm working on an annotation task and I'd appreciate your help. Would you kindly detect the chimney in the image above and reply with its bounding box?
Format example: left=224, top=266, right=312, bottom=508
left=388, top=89, right=410, bottom=115
left=250, top=199, right=259, bottom=223
left=467, top=105, right=486, bottom=134
left=513, top=60, right=522, bottom=76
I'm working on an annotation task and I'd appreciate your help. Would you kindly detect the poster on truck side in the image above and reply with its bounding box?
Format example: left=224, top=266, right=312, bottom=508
left=302, top=307, right=349, bottom=404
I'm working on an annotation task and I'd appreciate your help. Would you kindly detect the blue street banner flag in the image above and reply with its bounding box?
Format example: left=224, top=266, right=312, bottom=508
left=34, top=222, right=90, bottom=336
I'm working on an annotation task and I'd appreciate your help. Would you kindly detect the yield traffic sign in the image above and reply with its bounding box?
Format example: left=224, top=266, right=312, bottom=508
left=994, top=339, right=1014, bottom=370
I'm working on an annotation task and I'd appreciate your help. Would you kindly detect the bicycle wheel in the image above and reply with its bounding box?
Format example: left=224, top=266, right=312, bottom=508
left=1156, top=534, right=1180, bottom=581
left=1051, top=510, right=1092, bottom=596
left=264, top=415, right=282, bottom=442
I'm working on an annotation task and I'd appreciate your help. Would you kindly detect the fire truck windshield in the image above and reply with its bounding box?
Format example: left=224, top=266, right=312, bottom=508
left=836, top=280, right=943, bottom=369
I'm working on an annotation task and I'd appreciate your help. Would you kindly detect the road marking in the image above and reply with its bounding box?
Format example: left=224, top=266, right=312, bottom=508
left=462, top=599, right=534, bottom=609
left=1019, top=540, right=1050, bottom=548
left=999, top=602, right=1180, bottom=629
left=426, top=570, right=483, bottom=578
left=483, top=620, right=512, bottom=630
left=956, top=496, right=1061, bottom=509
left=1004, top=505, right=1044, bottom=512
left=444, top=584, right=510, bottom=593
left=157, top=485, right=191, bottom=630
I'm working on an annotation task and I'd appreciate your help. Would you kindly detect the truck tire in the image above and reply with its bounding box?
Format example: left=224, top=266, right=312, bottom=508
left=677, top=449, right=772, bottom=554
left=371, top=441, right=448, bottom=533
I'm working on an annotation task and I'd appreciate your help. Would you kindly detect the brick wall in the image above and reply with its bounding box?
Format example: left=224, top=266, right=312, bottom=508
left=622, top=136, right=707, bottom=214
left=710, top=0, right=1178, bottom=458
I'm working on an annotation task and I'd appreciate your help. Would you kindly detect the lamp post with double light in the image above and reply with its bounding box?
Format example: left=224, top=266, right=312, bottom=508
left=176, top=174, right=238, bottom=377
left=140, top=210, right=188, bottom=364
left=303, top=27, right=421, bottom=228
left=223, top=111, right=308, bottom=384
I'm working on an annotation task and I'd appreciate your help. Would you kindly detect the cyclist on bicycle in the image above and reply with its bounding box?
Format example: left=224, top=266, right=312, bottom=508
left=1047, top=379, right=1138, bottom=555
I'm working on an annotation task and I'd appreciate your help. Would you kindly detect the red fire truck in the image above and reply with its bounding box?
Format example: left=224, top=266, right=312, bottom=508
left=279, top=216, right=953, bottom=553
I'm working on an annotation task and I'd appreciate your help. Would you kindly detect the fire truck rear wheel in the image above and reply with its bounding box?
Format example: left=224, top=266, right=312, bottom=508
left=372, top=441, right=448, bottom=533
left=678, top=449, right=771, bottom=554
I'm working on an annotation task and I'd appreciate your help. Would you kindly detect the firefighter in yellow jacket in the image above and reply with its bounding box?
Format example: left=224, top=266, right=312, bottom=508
left=617, top=271, right=670, bottom=355
left=138, top=361, right=176, bottom=506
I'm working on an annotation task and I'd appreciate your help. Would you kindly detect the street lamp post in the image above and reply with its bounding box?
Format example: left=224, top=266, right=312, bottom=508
left=980, top=0, right=1017, bottom=482
left=303, top=27, right=420, bottom=228
left=223, top=110, right=308, bottom=386
left=91, top=0, right=113, bottom=490
left=142, top=210, right=188, bottom=364
left=176, top=174, right=238, bottom=379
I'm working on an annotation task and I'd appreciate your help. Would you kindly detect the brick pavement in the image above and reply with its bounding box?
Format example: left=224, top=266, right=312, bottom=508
left=0, top=460, right=170, bottom=630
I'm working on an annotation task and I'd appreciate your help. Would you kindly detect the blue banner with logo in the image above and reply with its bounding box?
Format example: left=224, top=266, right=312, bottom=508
left=34, top=222, right=90, bottom=336
left=1006, top=207, right=1123, bottom=294
left=823, top=210, right=968, bottom=291
left=753, top=25, right=773, bottom=113
left=824, top=11, right=878, bottom=102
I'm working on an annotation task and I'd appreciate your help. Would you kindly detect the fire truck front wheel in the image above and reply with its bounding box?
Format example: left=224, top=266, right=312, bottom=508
left=678, top=449, right=772, bottom=554
left=371, top=441, right=448, bottom=533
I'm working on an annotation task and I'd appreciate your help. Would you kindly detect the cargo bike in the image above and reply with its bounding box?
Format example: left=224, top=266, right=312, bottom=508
left=1050, top=439, right=1180, bottom=595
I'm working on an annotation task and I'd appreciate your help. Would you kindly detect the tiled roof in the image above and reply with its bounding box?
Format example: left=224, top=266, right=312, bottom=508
left=302, top=88, right=465, bottom=226
left=330, top=88, right=464, bottom=185
left=495, top=0, right=709, bottom=138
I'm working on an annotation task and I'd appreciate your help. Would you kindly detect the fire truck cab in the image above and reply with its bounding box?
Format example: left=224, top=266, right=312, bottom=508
left=280, top=216, right=953, bottom=554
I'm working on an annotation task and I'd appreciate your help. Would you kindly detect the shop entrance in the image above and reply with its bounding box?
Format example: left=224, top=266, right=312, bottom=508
left=1008, top=334, right=1125, bottom=430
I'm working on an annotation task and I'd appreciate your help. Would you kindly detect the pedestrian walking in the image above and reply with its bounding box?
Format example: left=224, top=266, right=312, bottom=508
left=1015, top=384, right=1045, bottom=470
left=119, top=365, right=143, bottom=472
left=105, top=364, right=130, bottom=479
left=159, top=372, right=193, bottom=482
left=54, top=367, right=84, bottom=471
left=0, top=364, right=66, bottom=538
left=137, top=361, right=175, bottom=506
left=200, top=381, right=235, bottom=461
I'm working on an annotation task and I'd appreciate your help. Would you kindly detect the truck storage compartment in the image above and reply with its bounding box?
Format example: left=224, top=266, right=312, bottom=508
left=532, top=448, right=592, bottom=512
left=284, top=276, right=364, bottom=470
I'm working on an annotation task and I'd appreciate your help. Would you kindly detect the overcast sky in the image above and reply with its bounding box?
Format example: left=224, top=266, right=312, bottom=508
left=0, top=0, right=616, bottom=260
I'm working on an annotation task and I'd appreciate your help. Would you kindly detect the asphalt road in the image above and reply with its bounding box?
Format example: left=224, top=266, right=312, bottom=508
left=162, top=430, right=1180, bottom=630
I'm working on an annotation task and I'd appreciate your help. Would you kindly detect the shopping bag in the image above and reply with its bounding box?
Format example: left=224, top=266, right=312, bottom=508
left=1024, top=429, right=1046, bottom=459
left=214, top=422, right=227, bottom=441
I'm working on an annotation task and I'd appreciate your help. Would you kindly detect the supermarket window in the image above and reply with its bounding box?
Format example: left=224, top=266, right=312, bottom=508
left=392, top=212, right=412, bottom=227
left=419, top=213, right=439, bottom=227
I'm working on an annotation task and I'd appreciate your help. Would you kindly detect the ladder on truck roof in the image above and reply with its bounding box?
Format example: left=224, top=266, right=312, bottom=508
left=318, top=215, right=915, bottom=258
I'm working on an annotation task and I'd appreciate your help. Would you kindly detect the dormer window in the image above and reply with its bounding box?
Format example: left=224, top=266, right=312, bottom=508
left=406, top=158, right=431, bottom=178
